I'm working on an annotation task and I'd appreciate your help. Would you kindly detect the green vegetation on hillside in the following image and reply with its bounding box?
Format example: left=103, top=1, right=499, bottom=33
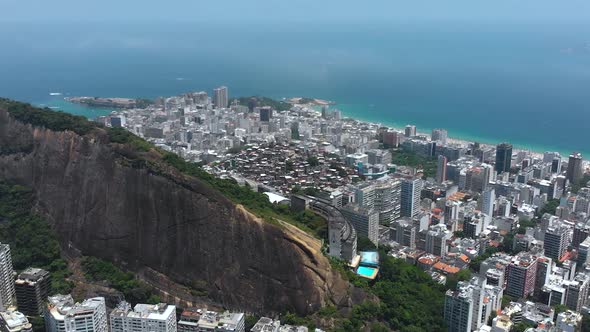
left=0, top=182, right=74, bottom=295
left=1, top=99, right=447, bottom=330
left=162, top=153, right=327, bottom=238
left=0, top=99, right=327, bottom=238
left=107, top=127, right=153, bottom=152
left=234, top=96, right=292, bottom=112
left=297, top=98, right=315, bottom=104
left=81, top=256, right=160, bottom=305
left=135, top=98, right=154, bottom=109
left=332, top=250, right=446, bottom=332
left=0, top=98, right=96, bottom=135
left=391, top=149, right=437, bottom=179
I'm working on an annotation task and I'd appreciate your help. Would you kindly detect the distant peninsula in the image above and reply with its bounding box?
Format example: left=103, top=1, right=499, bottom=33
left=65, top=96, right=153, bottom=109
left=287, top=97, right=335, bottom=106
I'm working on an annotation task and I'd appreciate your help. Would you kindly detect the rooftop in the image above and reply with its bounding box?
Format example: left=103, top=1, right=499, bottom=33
left=47, top=295, right=105, bottom=321
left=111, top=301, right=175, bottom=320
left=16, top=267, right=49, bottom=283
left=0, top=310, right=32, bottom=332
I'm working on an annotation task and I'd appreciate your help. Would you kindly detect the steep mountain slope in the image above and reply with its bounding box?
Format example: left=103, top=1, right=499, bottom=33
left=0, top=102, right=352, bottom=315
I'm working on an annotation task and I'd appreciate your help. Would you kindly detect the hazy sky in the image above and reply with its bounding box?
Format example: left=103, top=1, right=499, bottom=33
left=3, top=0, right=590, bottom=23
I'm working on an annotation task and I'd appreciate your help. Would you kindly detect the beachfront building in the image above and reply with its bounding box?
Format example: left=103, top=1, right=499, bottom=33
left=213, top=86, right=229, bottom=109
left=495, top=143, right=512, bottom=174
left=431, top=128, right=448, bottom=145
left=404, top=125, right=416, bottom=137
left=567, top=152, right=584, bottom=184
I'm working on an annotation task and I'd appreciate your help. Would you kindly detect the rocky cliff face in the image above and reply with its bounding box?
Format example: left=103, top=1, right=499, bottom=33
left=0, top=109, right=352, bottom=314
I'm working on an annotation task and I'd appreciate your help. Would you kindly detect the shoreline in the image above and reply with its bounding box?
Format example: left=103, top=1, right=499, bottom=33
left=40, top=95, right=587, bottom=163
left=330, top=104, right=585, bottom=162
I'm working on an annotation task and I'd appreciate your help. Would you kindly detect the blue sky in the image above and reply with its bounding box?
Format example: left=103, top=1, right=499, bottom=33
left=3, top=0, right=590, bottom=22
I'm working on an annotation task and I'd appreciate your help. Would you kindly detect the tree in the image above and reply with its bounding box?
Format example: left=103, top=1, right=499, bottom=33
left=357, top=237, right=377, bottom=251
left=571, top=175, right=590, bottom=194
left=286, top=160, right=294, bottom=172
left=582, top=313, right=590, bottom=332
left=0, top=182, right=73, bottom=296
left=513, top=322, right=534, bottom=332
left=370, top=323, right=389, bottom=332
left=390, top=149, right=437, bottom=179
left=245, top=315, right=260, bottom=331
left=29, top=316, right=45, bottom=332
left=501, top=295, right=515, bottom=308
left=307, top=156, right=319, bottom=167
left=538, top=199, right=560, bottom=216
left=487, top=311, right=497, bottom=326
left=554, top=304, right=569, bottom=317
left=446, top=269, right=472, bottom=290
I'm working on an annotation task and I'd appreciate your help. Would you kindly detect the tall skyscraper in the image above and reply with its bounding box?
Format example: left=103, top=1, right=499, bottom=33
left=213, top=86, right=229, bottom=109
left=544, top=221, right=573, bottom=261
left=341, top=206, right=380, bottom=245
left=444, top=283, right=475, bottom=332
left=425, top=224, right=451, bottom=256
left=321, top=105, right=328, bottom=119
left=259, top=106, right=273, bottom=122
left=0, top=243, right=15, bottom=310
left=401, top=178, right=423, bottom=218
left=564, top=273, right=590, bottom=312
left=15, top=268, right=51, bottom=316
left=373, top=179, right=402, bottom=224
left=567, top=152, right=584, bottom=185
left=404, top=125, right=416, bottom=137
left=431, top=128, right=448, bottom=145
left=495, top=143, right=513, bottom=174
left=481, top=188, right=495, bottom=221
left=45, top=295, right=108, bottom=332
left=391, top=218, right=416, bottom=248
left=552, top=157, right=562, bottom=174
left=436, top=155, right=447, bottom=183
left=353, top=182, right=376, bottom=209
left=383, top=131, right=404, bottom=148
left=505, top=253, right=538, bottom=298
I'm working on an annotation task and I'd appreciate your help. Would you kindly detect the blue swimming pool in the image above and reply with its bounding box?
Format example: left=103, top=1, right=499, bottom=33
left=357, top=266, right=377, bottom=278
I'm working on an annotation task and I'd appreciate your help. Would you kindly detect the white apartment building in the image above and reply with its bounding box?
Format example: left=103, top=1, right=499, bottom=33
left=45, top=295, right=107, bottom=332
left=110, top=301, right=177, bottom=332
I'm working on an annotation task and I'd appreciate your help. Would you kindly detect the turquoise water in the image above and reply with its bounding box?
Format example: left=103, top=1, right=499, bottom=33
left=357, top=266, right=378, bottom=278
left=37, top=97, right=115, bottom=118
left=1, top=21, right=590, bottom=156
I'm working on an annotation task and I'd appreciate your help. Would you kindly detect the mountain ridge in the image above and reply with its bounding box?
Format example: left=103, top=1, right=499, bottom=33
left=0, top=100, right=355, bottom=315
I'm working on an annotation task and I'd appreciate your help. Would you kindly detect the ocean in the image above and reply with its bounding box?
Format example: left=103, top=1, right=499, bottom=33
left=1, top=20, right=589, bottom=156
